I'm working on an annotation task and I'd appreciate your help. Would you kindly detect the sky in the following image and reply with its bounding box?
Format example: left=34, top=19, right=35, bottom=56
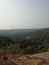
left=0, top=0, right=49, bottom=29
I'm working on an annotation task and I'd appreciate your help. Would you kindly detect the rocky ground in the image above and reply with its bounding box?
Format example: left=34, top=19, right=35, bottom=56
left=0, top=52, right=49, bottom=65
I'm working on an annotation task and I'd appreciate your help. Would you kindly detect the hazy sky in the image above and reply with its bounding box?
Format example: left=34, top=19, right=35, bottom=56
left=0, top=0, right=49, bottom=29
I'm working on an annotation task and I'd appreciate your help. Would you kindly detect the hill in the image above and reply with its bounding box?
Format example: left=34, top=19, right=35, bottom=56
left=0, top=28, right=49, bottom=65
left=0, top=29, right=37, bottom=36
left=0, top=28, right=49, bottom=54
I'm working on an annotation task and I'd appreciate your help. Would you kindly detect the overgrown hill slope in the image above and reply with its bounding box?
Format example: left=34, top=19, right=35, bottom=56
left=0, top=28, right=49, bottom=54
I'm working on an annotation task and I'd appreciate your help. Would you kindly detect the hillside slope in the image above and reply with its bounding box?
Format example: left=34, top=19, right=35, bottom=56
left=0, top=52, right=49, bottom=65
left=14, top=52, right=49, bottom=65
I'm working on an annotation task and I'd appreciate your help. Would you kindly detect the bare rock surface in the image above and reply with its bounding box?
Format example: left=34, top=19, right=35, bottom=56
left=0, top=60, right=17, bottom=65
left=0, top=52, right=49, bottom=65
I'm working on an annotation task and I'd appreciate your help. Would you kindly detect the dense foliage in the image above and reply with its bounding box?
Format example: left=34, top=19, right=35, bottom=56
left=0, top=28, right=49, bottom=54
